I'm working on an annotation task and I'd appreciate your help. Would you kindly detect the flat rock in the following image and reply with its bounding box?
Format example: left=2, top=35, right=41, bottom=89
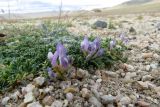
left=27, top=102, right=42, bottom=107
left=81, top=88, right=90, bottom=99
left=51, top=100, right=63, bottom=107
left=89, top=96, right=103, bottom=107
left=133, top=81, right=148, bottom=90
left=145, top=65, right=151, bottom=71
left=24, top=92, right=35, bottom=103
left=22, top=84, right=36, bottom=94
left=125, top=72, right=137, bottom=79
left=100, top=95, right=116, bottom=104
left=2, top=97, right=10, bottom=105
left=18, top=102, right=27, bottom=107
left=33, top=77, right=45, bottom=86
left=142, top=75, right=153, bottom=81
left=92, top=20, right=107, bottom=29
left=103, top=71, right=118, bottom=78
left=42, top=96, right=54, bottom=106
left=120, top=96, right=131, bottom=105
left=66, top=93, right=73, bottom=101
left=142, top=53, right=153, bottom=59
left=107, top=104, right=114, bottom=107
left=76, top=69, right=89, bottom=79
left=136, top=100, right=150, bottom=107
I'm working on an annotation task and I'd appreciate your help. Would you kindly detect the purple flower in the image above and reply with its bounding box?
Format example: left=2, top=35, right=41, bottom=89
left=119, top=33, right=126, bottom=41
left=119, top=33, right=129, bottom=45
left=47, top=43, right=70, bottom=74
left=93, top=38, right=100, bottom=50
left=81, top=36, right=89, bottom=54
left=59, top=56, right=69, bottom=69
left=51, top=51, right=59, bottom=67
left=109, top=40, right=116, bottom=50
left=81, top=36, right=104, bottom=60
left=56, top=42, right=67, bottom=57
left=47, top=67, right=57, bottom=78
left=95, top=48, right=104, bottom=57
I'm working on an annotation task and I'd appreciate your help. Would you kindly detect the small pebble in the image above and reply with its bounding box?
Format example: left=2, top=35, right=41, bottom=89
left=24, top=92, right=35, bottom=103
left=27, top=102, right=42, bottom=107
left=66, top=93, right=73, bottom=101
left=33, top=77, right=45, bottom=86
left=51, top=100, right=63, bottom=107
left=100, top=95, right=116, bottom=104
left=136, top=100, right=150, bottom=107
left=2, top=97, right=10, bottom=105
left=42, top=96, right=54, bottom=106
left=89, top=96, right=103, bottom=107
left=120, top=96, right=131, bottom=105
left=81, top=88, right=90, bottom=99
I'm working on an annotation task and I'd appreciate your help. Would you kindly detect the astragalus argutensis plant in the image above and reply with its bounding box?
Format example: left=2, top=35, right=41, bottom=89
left=81, top=36, right=104, bottom=61
left=46, top=34, right=128, bottom=79
left=47, top=43, right=71, bottom=79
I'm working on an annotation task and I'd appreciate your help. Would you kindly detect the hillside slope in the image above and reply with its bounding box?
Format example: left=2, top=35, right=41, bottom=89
left=122, top=0, right=152, bottom=5
left=102, top=0, right=160, bottom=14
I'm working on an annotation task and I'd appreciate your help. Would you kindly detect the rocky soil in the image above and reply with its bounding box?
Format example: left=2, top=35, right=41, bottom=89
left=0, top=14, right=160, bottom=107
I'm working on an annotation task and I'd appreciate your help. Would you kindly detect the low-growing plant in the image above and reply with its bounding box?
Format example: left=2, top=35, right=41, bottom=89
left=47, top=43, right=71, bottom=79
left=0, top=22, right=128, bottom=92
left=68, top=35, right=128, bottom=71
left=108, top=20, right=116, bottom=29
left=137, top=15, right=143, bottom=20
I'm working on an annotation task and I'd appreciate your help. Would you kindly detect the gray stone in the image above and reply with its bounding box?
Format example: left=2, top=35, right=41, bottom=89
left=104, top=71, right=118, bottom=78
left=145, top=65, right=151, bottom=71
left=27, top=102, right=42, bottom=107
left=150, top=43, right=159, bottom=51
left=24, top=92, right=35, bottom=103
left=42, top=96, right=54, bottom=106
left=120, top=96, right=131, bottom=105
left=134, top=81, right=148, bottom=90
left=91, top=89, right=100, bottom=100
left=81, top=88, right=90, bottom=99
left=76, top=69, right=89, bottom=79
left=129, top=27, right=136, bottom=34
left=63, top=100, right=68, bottom=107
left=51, top=100, right=63, bottom=107
left=66, top=93, right=73, bottom=101
left=107, top=104, right=114, bottom=107
left=89, top=96, right=103, bottom=107
left=92, top=20, right=107, bottom=29
left=100, top=95, right=116, bottom=104
left=127, top=65, right=135, bottom=72
left=125, top=72, right=137, bottom=79
left=156, top=22, right=160, bottom=30
left=136, top=100, right=150, bottom=107
left=33, top=77, right=45, bottom=86
left=150, top=63, right=158, bottom=69
left=142, top=75, right=153, bottom=81
left=22, top=84, right=36, bottom=94
left=2, top=97, right=10, bottom=105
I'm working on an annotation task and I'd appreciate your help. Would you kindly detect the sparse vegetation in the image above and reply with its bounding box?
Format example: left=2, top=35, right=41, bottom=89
left=0, top=20, right=127, bottom=91
left=137, top=15, right=143, bottom=20
left=92, top=9, right=102, bottom=13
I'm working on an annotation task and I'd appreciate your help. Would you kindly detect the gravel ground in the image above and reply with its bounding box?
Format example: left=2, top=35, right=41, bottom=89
left=0, top=14, right=160, bottom=107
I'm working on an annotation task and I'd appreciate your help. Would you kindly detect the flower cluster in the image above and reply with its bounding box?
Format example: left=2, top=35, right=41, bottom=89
left=109, top=33, right=129, bottom=50
left=47, top=34, right=128, bottom=79
left=109, top=39, right=116, bottom=50
left=81, top=36, right=104, bottom=60
left=47, top=43, right=71, bottom=78
left=119, top=33, right=129, bottom=45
